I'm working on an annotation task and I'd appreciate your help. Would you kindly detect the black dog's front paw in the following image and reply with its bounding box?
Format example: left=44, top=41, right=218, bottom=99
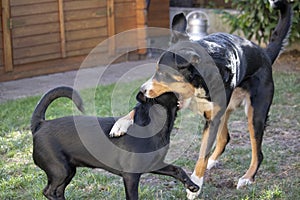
left=186, top=183, right=199, bottom=192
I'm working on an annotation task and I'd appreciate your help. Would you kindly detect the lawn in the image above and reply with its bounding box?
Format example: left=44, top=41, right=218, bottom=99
left=0, top=71, right=299, bottom=200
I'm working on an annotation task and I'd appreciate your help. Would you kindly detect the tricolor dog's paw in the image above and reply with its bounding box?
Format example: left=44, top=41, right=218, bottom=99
left=109, top=118, right=133, bottom=137
left=207, top=159, right=219, bottom=170
left=186, top=172, right=203, bottom=200
left=237, top=177, right=253, bottom=189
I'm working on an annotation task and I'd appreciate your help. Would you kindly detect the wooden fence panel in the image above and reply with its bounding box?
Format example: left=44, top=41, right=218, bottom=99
left=64, top=0, right=108, bottom=57
left=10, top=0, right=61, bottom=65
left=0, top=0, right=147, bottom=81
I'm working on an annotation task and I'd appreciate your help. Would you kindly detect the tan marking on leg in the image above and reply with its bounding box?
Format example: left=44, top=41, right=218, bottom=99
left=194, top=126, right=210, bottom=177
left=209, top=110, right=231, bottom=161
left=242, top=98, right=258, bottom=181
left=209, top=88, right=249, bottom=161
left=194, top=103, right=222, bottom=177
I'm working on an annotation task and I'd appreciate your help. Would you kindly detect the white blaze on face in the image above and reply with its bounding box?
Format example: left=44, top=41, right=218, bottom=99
left=140, top=77, right=154, bottom=97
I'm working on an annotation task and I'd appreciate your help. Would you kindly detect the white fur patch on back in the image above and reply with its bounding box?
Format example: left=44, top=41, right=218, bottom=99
left=201, top=34, right=242, bottom=88
left=201, top=40, right=222, bottom=53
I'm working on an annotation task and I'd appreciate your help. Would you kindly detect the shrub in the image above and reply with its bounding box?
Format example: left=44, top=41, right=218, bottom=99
left=222, top=0, right=300, bottom=45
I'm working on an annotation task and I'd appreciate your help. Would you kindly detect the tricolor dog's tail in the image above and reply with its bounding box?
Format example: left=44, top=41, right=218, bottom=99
left=31, top=86, right=84, bottom=134
left=266, top=0, right=293, bottom=64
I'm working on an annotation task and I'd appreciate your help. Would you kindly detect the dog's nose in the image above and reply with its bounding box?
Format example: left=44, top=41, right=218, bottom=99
left=140, top=85, right=147, bottom=94
left=140, top=78, right=153, bottom=96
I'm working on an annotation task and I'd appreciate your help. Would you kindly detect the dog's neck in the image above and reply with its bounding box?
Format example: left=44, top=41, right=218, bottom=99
left=134, top=102, right=178, bottom=143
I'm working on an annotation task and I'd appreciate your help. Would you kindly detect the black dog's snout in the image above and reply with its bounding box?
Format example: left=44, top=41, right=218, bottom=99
left=136, top=91, right=146, bottom=103
left=140, top=85, right=147, bottom=95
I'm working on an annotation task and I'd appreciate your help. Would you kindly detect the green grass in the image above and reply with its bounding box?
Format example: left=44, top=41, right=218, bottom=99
left=0, top=71, right=299, bottom=199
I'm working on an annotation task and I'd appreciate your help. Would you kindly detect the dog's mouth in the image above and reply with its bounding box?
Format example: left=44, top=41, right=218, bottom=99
left=177, top=96, right=184, bottom=109
left=177, top=95, right=186, bottom=110
left=177, top=95, right=191, bottom=110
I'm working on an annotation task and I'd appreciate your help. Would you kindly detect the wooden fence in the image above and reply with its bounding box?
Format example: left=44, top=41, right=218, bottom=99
left=0, top=0, right=147, bottom=81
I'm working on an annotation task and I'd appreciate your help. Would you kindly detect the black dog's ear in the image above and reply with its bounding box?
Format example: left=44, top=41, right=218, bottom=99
left=172, top=13, right=187, bottom=33
left=136, top=92, right=146, bottom=103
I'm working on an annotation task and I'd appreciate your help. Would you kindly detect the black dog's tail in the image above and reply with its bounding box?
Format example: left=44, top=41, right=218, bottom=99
left=31, top=86, right=84, bottom=134
left=266, top=0, right=293, bottom=64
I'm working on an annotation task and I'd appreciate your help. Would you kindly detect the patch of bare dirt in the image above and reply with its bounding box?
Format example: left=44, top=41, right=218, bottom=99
left=273, top=49, right=300, bottom=72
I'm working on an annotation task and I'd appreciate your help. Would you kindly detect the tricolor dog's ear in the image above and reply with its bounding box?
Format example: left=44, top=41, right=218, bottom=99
left=172, top=13, right=187, bottom=33
left=136, top=91, right=146, bottom=103
left=171, top=13, right=188, bottom=43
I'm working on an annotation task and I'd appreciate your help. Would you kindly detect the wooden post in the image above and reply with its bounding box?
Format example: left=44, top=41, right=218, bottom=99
left=58, top=0, right=66, bottom=58
left=136, top=0, right=147, bottom=54
left=2, top=0, right=13, bottom=72
left=107, top=0, right=115, bottom=55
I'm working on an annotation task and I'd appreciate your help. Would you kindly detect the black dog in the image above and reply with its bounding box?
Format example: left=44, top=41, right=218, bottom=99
left=31, top=86, right=199, bottom=200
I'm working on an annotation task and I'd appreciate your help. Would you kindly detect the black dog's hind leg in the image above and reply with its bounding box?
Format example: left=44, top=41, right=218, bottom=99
left=151, top=164, right=199, bottom=192
left=43, top=163, right=76, bottom=200
left=122, top=173, right=142, bottom=200
left=55, top=166, right=76, bottom=199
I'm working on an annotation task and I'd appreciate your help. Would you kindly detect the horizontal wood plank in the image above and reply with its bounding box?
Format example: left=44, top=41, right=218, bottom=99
left=115, top=0, right=134, bottom=3
left=12, top=33, right=60, bottom=48
left=65, top=8, right=107, bottom=21
left=66, top=37, right=106, bottom=52
left=66, top=28, right=107, bottom=42
left=11, top=13, right=58, bottom=28
left=0, top=56, right=86, bottom=81
left=12, top=23, right=60, bottom=38
left=65, top=18, right=107, bottom=31
left=10, top=0, right=55, bottom=6
left=13, top=43, right=60, bottom=59
left=11, top=2, right=58, bottom=17
left=64, top=0, right=106, bottom=11
left=13, top=53, right=61, bottom=65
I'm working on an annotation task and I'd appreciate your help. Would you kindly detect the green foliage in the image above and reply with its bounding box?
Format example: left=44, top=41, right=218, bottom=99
left=222, top=0, right=300, bottom=45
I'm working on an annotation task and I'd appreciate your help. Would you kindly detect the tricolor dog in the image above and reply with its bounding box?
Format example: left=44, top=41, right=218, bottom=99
left=31, top=86, right=199, bottom=200
left=109, top=0, right=292, bottom=199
